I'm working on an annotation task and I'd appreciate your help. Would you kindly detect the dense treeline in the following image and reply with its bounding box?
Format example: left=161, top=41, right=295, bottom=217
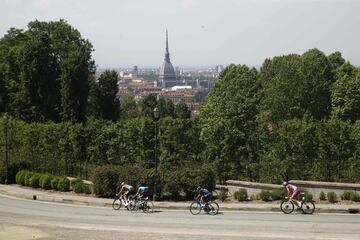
left=1, top=20, right=360, bottom=192
left=201, top=49, right=360, bottom=184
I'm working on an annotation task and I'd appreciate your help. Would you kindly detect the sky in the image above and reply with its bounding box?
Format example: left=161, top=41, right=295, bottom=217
left=0, top=0, right=359, bottom=68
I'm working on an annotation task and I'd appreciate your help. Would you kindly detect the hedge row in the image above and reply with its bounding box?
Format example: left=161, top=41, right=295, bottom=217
left=15, top=170, right=92, bottom=194
left=90, top=164, right=216, bottom=199
left=318, top=191, right=360, bottom=203
left=231, top=188, right=313, bottom=202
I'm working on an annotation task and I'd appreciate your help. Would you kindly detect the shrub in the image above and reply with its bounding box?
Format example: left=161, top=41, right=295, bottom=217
left=350, top=193, right=360, bottom=202
left=300, top=189, right=313, bottom=202
left=218, top=190, right=229, bottom=202
left=271, top=188, right=287, bottom=200
left=40, top=174, right=53, bottom=190
left=341, top=191, right=353, bottom=200
left=30, top=173, right=42, bottom=188
left=164, top=170, right=182, bottom=200
left=327, top=192, right=337, bottom=203
left=51, top=177, right=60, bottom=190
left=234, top=189, right=248, bottom=201
left=57, top=177, right=70, bottom=192
left=71, top=178, right=84, bottom=193
left=24, top=172, right=34, bottom=186
left=16, top=170, right=28, bottom=185
left=90, top=165, right=120, bottom=197
left=83, top=184, right=92, bottom=194
left=258, top=190, right=272, bottom=201
left=319, top=191, right=326, bottom=200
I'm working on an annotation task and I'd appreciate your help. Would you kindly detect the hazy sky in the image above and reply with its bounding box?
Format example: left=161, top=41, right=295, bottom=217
left=1, top=0, right=359, bottom=68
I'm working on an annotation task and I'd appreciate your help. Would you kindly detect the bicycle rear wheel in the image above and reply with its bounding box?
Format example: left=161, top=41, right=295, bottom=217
left=207, top=201, right=219, bottom=215
left=144, top=200, right=154, bottom=213
left=190, top=201, right=202, bottom=215
left=112, top=198, right=122, bottom=210
left=301, top=201, right=315, bottom=214
left=280, top=200, right=294, bottom=214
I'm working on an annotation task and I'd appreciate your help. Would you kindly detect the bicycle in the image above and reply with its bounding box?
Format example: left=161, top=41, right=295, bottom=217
left=112, top=194, right=133, bottom=211
left=280, top=192, right=315, bottom=214
left=189, top=199, right=219, bottom=215
left=130, top=196, right=154, bottom=213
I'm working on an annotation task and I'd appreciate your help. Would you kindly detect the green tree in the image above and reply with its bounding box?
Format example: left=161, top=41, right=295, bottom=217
left=119, top=96, right=138, bottom=119
left=331, top=69, right=360, bottom=122
left=201, top=64, right=260, bottom=183
left=258, top=49, right=335, bottom=123
left=139, top=94, right=158, bottom=118
left=97, top=70, right=119, bottom=120
left=0, top=20, right=95, bottom=123
left=175, top=102, right=190, bottom=118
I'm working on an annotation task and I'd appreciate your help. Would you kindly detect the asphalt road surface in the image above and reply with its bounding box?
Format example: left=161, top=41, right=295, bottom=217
left=0, top=194, right=359, bottom=240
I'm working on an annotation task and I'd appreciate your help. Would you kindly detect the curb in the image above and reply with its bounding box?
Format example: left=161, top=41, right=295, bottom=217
left=0, top=189, right=358, bottom=214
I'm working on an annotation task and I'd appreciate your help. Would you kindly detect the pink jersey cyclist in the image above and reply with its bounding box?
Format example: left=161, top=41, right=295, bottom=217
left=282, top=182, right=300, bottom=199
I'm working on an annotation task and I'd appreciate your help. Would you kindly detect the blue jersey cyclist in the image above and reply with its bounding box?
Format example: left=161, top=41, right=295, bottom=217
left=196, top=186, right=212, bottom=205
left=134, top=183, right=149, bottom=199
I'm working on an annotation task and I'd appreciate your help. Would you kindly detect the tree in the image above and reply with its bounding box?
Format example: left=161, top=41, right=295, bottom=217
left=331, top=69, right=360, bottom=122
left=200, top=64, right=260, bottom=182
left=139, top=94, right=158, bottom=118
left=97, top=70, right=119, bottom=120
left=158, top=98, right=175, bottom=118
left=259, top=49, right=335, bottom=124
left=175, top=102, right=191, bottom=118
left=119, top=96, right=138, bottom=119
left=0, top=20, right=95, bottom=123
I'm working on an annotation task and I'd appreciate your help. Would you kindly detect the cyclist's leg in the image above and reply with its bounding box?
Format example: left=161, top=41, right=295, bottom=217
left=203, top=193, right=212, bottom=204
left=124, top=191, right=130, bottom=205
left=291, top=190, right=301, bottom=208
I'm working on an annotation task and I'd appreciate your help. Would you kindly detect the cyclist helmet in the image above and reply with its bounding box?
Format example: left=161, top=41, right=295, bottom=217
left=282, top=181, right=288, bottom=187
left=196, top=186, right=201, bottom=192
left=121, top=182, right=125, bottom=186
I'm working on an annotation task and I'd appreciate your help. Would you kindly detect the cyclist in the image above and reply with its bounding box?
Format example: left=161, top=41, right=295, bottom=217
left=282, top=181, right=301, bottom=207
left=117, top=182, right=134, bottom=207
left=134, top=183, right=149, bottom=200
left=196, top=186, right=212, bottom=206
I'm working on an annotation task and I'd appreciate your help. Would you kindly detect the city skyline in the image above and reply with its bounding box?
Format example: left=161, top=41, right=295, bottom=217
left=1, top=0, right=360, bottom=68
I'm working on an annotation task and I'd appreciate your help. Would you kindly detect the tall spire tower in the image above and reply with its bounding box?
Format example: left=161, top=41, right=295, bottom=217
left=159, top=29, right=176, bottom=88
left=165, top=29, right=170, bottom=62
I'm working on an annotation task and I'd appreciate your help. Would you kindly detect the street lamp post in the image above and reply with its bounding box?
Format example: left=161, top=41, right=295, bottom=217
left=3, top=113, right=8, bottom=184
left=153, top=106, right=160, bottom=201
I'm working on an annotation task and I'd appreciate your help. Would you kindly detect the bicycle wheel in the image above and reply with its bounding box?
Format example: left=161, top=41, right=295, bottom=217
left=301, top=201, right=315, bottom=214
left=130, top=201, right=140, bottom=212
left=144, top=200, right=154, bottom=213
left=207, top=201, right=219, bottom=215
left=112, top=197, right=122, bottom=210
left=190, top=201, right=202, bottom=215
left=280, top=200, right=294, bottom=214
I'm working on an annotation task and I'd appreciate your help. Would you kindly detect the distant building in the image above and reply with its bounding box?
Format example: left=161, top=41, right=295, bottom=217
left=215, top=65, right=224, bottom=73
left=158, top=30, right=178, bottom=88
left=133, top=65, right=138, bottom=78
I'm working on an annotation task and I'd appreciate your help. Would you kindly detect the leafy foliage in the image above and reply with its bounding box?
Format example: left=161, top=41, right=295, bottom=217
left=234, top=189, right=248, bottom=201
left=257, top=190, right=272, bottom=201
left=319, top=191, right=326, bottom=201
left=57, top=177, right=70, bottom=192
left=327, top=192, right=337, bottom=203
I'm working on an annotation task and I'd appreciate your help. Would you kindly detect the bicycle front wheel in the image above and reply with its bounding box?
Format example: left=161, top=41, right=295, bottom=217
left=301, top=201, right=315, bottom=214
left=207, top=201, right=219, bottom=215
left=144, top=200, right=154, bottom=213
left=190, top=201, right=202, bottom=215
left=112, top=198, right=122, bottom=210
left=280, top=200, right=294, bottom=214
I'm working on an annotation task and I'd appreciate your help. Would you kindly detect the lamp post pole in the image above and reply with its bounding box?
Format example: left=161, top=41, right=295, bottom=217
left=153, top=106, right=160, bottom=201
left=3, top=113, right=8, bottom=184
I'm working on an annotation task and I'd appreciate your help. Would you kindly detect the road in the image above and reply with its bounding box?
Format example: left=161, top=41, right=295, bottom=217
left=0, top=194, right=359, bottom=240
